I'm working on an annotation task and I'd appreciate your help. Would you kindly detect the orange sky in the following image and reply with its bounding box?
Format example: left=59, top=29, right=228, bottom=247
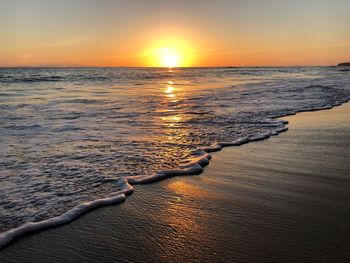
left=1, top=0, right=349, bottom=67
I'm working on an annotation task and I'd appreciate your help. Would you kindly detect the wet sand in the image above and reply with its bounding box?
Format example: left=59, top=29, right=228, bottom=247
left=1, top=103, right=350, bottom=263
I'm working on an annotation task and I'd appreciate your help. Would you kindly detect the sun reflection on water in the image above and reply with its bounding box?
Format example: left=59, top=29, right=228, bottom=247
left=161, top=115, right=182, bottom=123
left=160, top=81, right=182, bottom=126
left=155, top=80, right=189, bottom=146
left=164, top=85, right=174, bottom=94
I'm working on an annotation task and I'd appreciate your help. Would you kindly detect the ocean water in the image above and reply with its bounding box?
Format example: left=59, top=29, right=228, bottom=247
left=0, top=67, right=349, bottom=245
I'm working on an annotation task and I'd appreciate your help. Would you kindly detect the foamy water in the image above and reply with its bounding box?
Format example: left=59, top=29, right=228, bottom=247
left=0, top=67, right=349, bottom=247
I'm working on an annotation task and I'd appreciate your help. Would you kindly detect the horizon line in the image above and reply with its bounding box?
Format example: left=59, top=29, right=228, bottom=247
left=0, top=64, right=344, bottom=69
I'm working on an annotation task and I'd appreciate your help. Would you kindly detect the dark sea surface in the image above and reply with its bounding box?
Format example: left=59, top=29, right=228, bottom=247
left=0, top=67, right=349, bottom=235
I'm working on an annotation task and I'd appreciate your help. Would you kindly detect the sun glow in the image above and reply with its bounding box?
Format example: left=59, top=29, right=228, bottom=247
left=162, top=51, right=179, bottom=68
left=155, top=47, right=182, bottom=68
left=145, top=39, right=194, bottom=67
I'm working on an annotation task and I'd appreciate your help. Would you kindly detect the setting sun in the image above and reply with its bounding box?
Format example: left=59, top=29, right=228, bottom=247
left=145, top=39, right=194, bottom=67
left=148, top=47, right=184, bottom=67
left=160, top=49, right=180, bottom=68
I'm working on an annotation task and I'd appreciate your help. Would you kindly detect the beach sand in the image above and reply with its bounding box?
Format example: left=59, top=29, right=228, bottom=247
left=1, top=103, right=350, bottom=263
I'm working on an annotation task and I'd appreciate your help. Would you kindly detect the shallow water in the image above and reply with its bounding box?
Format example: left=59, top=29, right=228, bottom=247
left=0, top=67, right=349, bottom=233
left=1, top=103, right=349, bottom=263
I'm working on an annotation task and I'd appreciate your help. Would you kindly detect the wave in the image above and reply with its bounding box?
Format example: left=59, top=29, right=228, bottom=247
left=0, top=180, right=133, bottom=249
left=0, top=76, right=64, bottom=83
left=51, top=125, right=84, bottom=132
left=3, top=124, right=43, bottom=130
left=1, top=98, right=349, bottom=249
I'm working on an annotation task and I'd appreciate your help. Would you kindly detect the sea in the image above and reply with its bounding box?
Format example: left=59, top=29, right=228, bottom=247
left=0, top=67, right=349, bottom=246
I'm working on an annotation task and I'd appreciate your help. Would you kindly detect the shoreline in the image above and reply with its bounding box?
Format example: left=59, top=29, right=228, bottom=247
left=0, top=102, right=350, bottom=262
left=0, top=99, right=349, bottom=250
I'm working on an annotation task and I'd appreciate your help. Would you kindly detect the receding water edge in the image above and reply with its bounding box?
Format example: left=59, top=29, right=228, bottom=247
left=0, top=98, right=349, bottom=250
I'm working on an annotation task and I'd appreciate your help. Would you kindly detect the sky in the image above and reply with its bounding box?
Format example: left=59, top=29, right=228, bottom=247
left=0, top=0, right=349, bottom=67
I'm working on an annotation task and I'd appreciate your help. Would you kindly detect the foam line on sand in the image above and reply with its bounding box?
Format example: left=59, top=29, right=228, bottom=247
left=0, top=100, right=348, bottom=249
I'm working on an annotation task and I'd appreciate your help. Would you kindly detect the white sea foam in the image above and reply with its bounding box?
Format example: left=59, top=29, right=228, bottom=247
left=0, top=193, right=126, bottom=248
